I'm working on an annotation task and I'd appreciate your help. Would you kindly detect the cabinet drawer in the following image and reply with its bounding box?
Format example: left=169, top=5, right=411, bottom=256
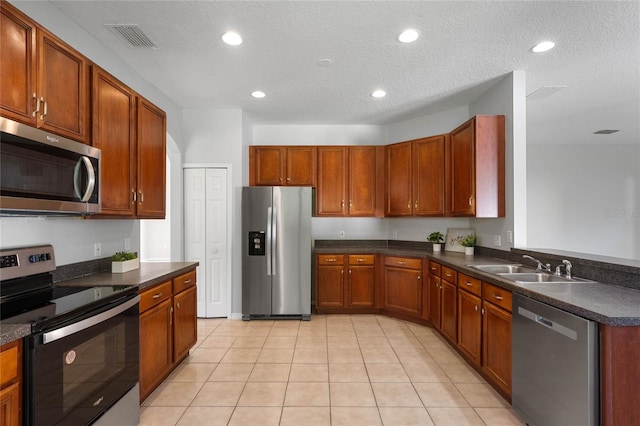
left=349, top=255, right=375, bottom=265
left=441, top=266, right=457, bottom=284
left=428, top=261, right=441, bottom=276
left=174, top=270, right=196, bottom=294
left=318, top=254, right=344, bottom=265
left=139, top=280, right=173, bottom=312
left=482, top=282, right=512, bottom=312
left=458, top=273, right=481, bottom=296
left=385, top=256, right=422, bottom=270
left=0, top=340, right=20, bottom=387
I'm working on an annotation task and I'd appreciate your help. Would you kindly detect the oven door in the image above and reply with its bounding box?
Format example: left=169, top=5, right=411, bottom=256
left=24, top=295, right=139, bottom=426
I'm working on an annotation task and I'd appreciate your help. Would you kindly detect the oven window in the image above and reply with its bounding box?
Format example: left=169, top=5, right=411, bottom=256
left=30, top=302, right=138, bottom=426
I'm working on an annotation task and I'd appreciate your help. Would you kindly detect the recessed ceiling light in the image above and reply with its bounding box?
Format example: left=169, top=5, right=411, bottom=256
left=398, top=29, right=419, bottom=43
left=222, top=31, right=243, bottom=46
left=371, top=90, right=386, bottom=98
left=317, top=58, right=333, bottom=67
left=251, top=91, right=266, bottom=98
left=593, top=129, right=619, bottom=135
left=531, top=41, right=555, bottom=53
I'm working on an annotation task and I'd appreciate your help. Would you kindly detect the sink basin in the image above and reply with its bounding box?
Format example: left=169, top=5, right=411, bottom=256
left=497, top=272, right=572, bottom=282
left=470, top=264, right=534, bottom=274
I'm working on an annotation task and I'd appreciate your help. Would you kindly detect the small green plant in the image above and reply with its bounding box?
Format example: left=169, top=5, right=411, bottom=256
left=458, top=234, right=477, bottom=247
left=427, top=231, right=445, bottom=243
left=112, top=251, right=137, bottom=262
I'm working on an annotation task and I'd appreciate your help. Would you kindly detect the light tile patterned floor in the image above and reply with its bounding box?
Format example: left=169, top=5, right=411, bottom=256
left=140, top=315, right=526, bottom=426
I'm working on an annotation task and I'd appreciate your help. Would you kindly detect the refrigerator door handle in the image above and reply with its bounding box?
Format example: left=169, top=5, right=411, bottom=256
left=271, top=207, right=277, bottom=276
left=266, top=206, right=273, bottom=276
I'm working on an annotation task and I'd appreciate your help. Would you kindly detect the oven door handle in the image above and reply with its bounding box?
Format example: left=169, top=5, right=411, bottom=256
left=42, top=295, right=140, bottom=344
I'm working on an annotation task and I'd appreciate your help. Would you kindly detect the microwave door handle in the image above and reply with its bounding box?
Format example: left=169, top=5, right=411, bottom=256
left=74, top=156, right=96, bottom=202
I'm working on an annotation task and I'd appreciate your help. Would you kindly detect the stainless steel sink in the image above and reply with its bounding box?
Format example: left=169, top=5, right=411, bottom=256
left=470, top=264, right=534, bottom=274
left=497, top=272, right=573, bottom=283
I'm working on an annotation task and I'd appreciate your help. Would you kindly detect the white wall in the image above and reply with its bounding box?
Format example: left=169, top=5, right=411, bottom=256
left=528, top=144, right=640, bottom=260
left=253, top=125, right=386, bottom=146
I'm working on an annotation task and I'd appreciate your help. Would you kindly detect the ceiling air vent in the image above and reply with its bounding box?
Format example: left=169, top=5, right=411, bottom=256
left=106, top=24, right=157, bottom=49
left=593, top=129, right=619, bottom=135
left=526, top=86, right=567, bottom=100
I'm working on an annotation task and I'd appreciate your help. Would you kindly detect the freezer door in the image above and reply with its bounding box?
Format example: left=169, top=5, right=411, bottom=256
left=271, top=187, right=312, bottom=316
left=242, top=187, right=273, bottom=316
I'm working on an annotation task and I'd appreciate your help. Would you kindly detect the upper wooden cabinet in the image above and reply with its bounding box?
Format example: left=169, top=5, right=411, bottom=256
left=92, top=71, right=166, bottom=219
left=449, top=115, right=505, bottom=217
left=316, top=146, right=383, bottom=217
left=249, top=146, right=316, bottom=186
left=1, top=2, right=89, bottom=143
left=386, top=135, right=447, bottom=217
left=91, top=66, right=136, bottom=216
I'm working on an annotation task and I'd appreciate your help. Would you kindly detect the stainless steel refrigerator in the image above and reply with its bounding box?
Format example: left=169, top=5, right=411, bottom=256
left=242, top=186, right=312, bottom=320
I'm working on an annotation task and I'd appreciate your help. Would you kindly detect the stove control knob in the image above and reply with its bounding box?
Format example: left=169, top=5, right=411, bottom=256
left=40, top=254, right=48, bottom=261
left=29, top=255, right=38, bottom=263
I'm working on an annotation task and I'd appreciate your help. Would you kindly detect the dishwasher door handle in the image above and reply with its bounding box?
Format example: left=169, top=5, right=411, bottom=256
left=517, top=306, right=578, bottom=341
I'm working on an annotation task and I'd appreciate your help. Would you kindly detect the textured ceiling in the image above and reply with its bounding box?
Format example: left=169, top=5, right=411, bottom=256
left=41, top=0, right=639, bottom=143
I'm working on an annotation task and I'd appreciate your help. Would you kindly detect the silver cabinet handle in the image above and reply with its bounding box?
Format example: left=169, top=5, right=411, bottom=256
left=170, top=306, right=173, bottom=325
left=132, top=188, right=137, bottom=203
left=138, top=190, right=144, bottom=204
left=398, top=261, right=407, bottom=265
left=177, top=302, right=181, bottom=309
left=183, top=279, right=192, bottom=284
left=32, top=93, right=40, bottom=117
left=326, top=258, right=337, bottom=262
left=42, top=99, right=48, bottom=120
left=493, top=294, right=504, bottom=301
left=465, top=282, right=473, bottom=286
left=152, top=292, right=163, bottom=299
left=468, top=196, right=474, bottom=206
left=475, top=305, right=479, bottom=312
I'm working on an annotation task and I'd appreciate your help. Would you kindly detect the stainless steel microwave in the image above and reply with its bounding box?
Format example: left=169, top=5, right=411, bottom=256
left=0, top=117, right=101, bottom=215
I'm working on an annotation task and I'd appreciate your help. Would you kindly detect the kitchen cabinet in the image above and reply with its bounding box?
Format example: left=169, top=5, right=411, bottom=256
left=0, top=340, right=21, bottom=426
left=425, top=261, right=441, bottom=324
left=136, top=96, right=166, bottom=218
left=139, top=268, right=197, bottom=402
left=316, top=146, right=383, bottom=217
left=91, top=66, right=136, bottom=216
left=249, top=146, right=316, bottom=186
left=316, top=254, right=376, bottom=312
left=482, top=282, right=512, bottom=398
left=457, top=273, right=482, bottom=365
left=386, top=135, right=446, bottom=216
left=440, top=266, right=458, bottom=343
left=449, top=115, right=505, bottom=217
left=1, top=1, right=89, bottom=143
left=383, top=256, right=422, bottom=317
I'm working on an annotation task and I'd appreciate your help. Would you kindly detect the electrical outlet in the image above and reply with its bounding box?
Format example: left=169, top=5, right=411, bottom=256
left=392, top=231, right=398, bottom=239
left=124, top=238, right=131, bottom=251
left=493, top=235, right=501, bottom=247
left=507, top=231, right=513, bottom=243
left=339, top=230, right=345, bottom=238
left=94, top=243, right=102, bottom=257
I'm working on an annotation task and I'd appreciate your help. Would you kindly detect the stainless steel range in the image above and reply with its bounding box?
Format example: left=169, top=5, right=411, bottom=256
left=0, top=245, right=140, bottom=426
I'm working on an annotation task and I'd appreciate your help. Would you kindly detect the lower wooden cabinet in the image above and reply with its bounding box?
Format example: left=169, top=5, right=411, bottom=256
left=440, top=267, right=458, bottom=343
left=139, top=268, right=198, bottom=401
left=482, top=282, right=512, bottom=398
left=383, top=256, right=422, bottom=317
left=316, top=254, right=376, bottom=313
left=457, top=289, right=482, bottom=365
left=0, top=340, right=21, bottom=426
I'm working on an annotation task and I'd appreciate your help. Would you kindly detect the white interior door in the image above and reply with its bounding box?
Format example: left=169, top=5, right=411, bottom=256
left=184, top=167, right=229, bottom=318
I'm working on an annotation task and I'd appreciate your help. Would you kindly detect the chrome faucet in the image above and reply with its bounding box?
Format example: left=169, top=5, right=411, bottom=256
left=522, top=255, right=551, bottom=272
left=562, top=260, right=573, bottom=279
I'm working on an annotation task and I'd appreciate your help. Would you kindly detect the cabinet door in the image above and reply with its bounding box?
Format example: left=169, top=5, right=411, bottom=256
left=0, top=382, right=20, bottom=426
left=440, top=279, right=457, bottom=342
left=37, top=28, right=89, bottom=143
left=91, top=67, right=136, bottom=216
left=348, top=146, right=377, bottom=216
left=384, top=266, right=422, bottom=317
left=413, top=135, right=446, bottom=216
left=139, top=298, right=173, bottom=401
left=253, top=146, right=285, bottom=185
left=0, top=2, right=36, bottom=125
left=136, top=96, right=166, bottom=218
left=317, top=264, right=345, bottom=307
left=386, top=142, right=412, bottom=216
left=457, top=290, right=482, bottom=365
left=482, top=301, right=512, bottom=397
left=286, top=146, right=316, bottom=186
left=316, top=147, right=348, bottom=216
left=450, top=118, right=475, bottom=216
left=428, top=275, right=442, bottom=328
left=348, top=265, right=375, bottom=307
left=174, top=286, right=197, bottom=361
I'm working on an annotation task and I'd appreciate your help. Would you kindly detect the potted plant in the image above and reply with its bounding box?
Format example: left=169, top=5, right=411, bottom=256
left=112, top=251, right=139, bottom=273
left=427, top=231, right=445, bottom=252
left=459, top=234, right=477, bottom=255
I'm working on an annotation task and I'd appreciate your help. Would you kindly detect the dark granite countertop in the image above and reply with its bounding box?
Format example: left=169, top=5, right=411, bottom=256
left=0, top=262, right=198, bottom=346
left=314, top=241, right=640, bottom=326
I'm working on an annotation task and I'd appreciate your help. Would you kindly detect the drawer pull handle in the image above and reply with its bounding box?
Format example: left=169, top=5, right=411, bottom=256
left=475, top=305, right=479, bottom=312
left=183, top=279, right=192, bottom=284
left=493, top=294, right=504, bottom=301
left=465, top=282, right=473, bottom=286
left=398, top=261, right=407, bottom=265
left=152, top=292, right=163, bottom=299
left=357, top=258, right=365, bottom=262
left=326, top=258, right=337, bottom=262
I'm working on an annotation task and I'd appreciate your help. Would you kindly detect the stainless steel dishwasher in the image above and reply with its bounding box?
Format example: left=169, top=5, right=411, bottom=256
left=512, top=294, right=599, bottom=426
